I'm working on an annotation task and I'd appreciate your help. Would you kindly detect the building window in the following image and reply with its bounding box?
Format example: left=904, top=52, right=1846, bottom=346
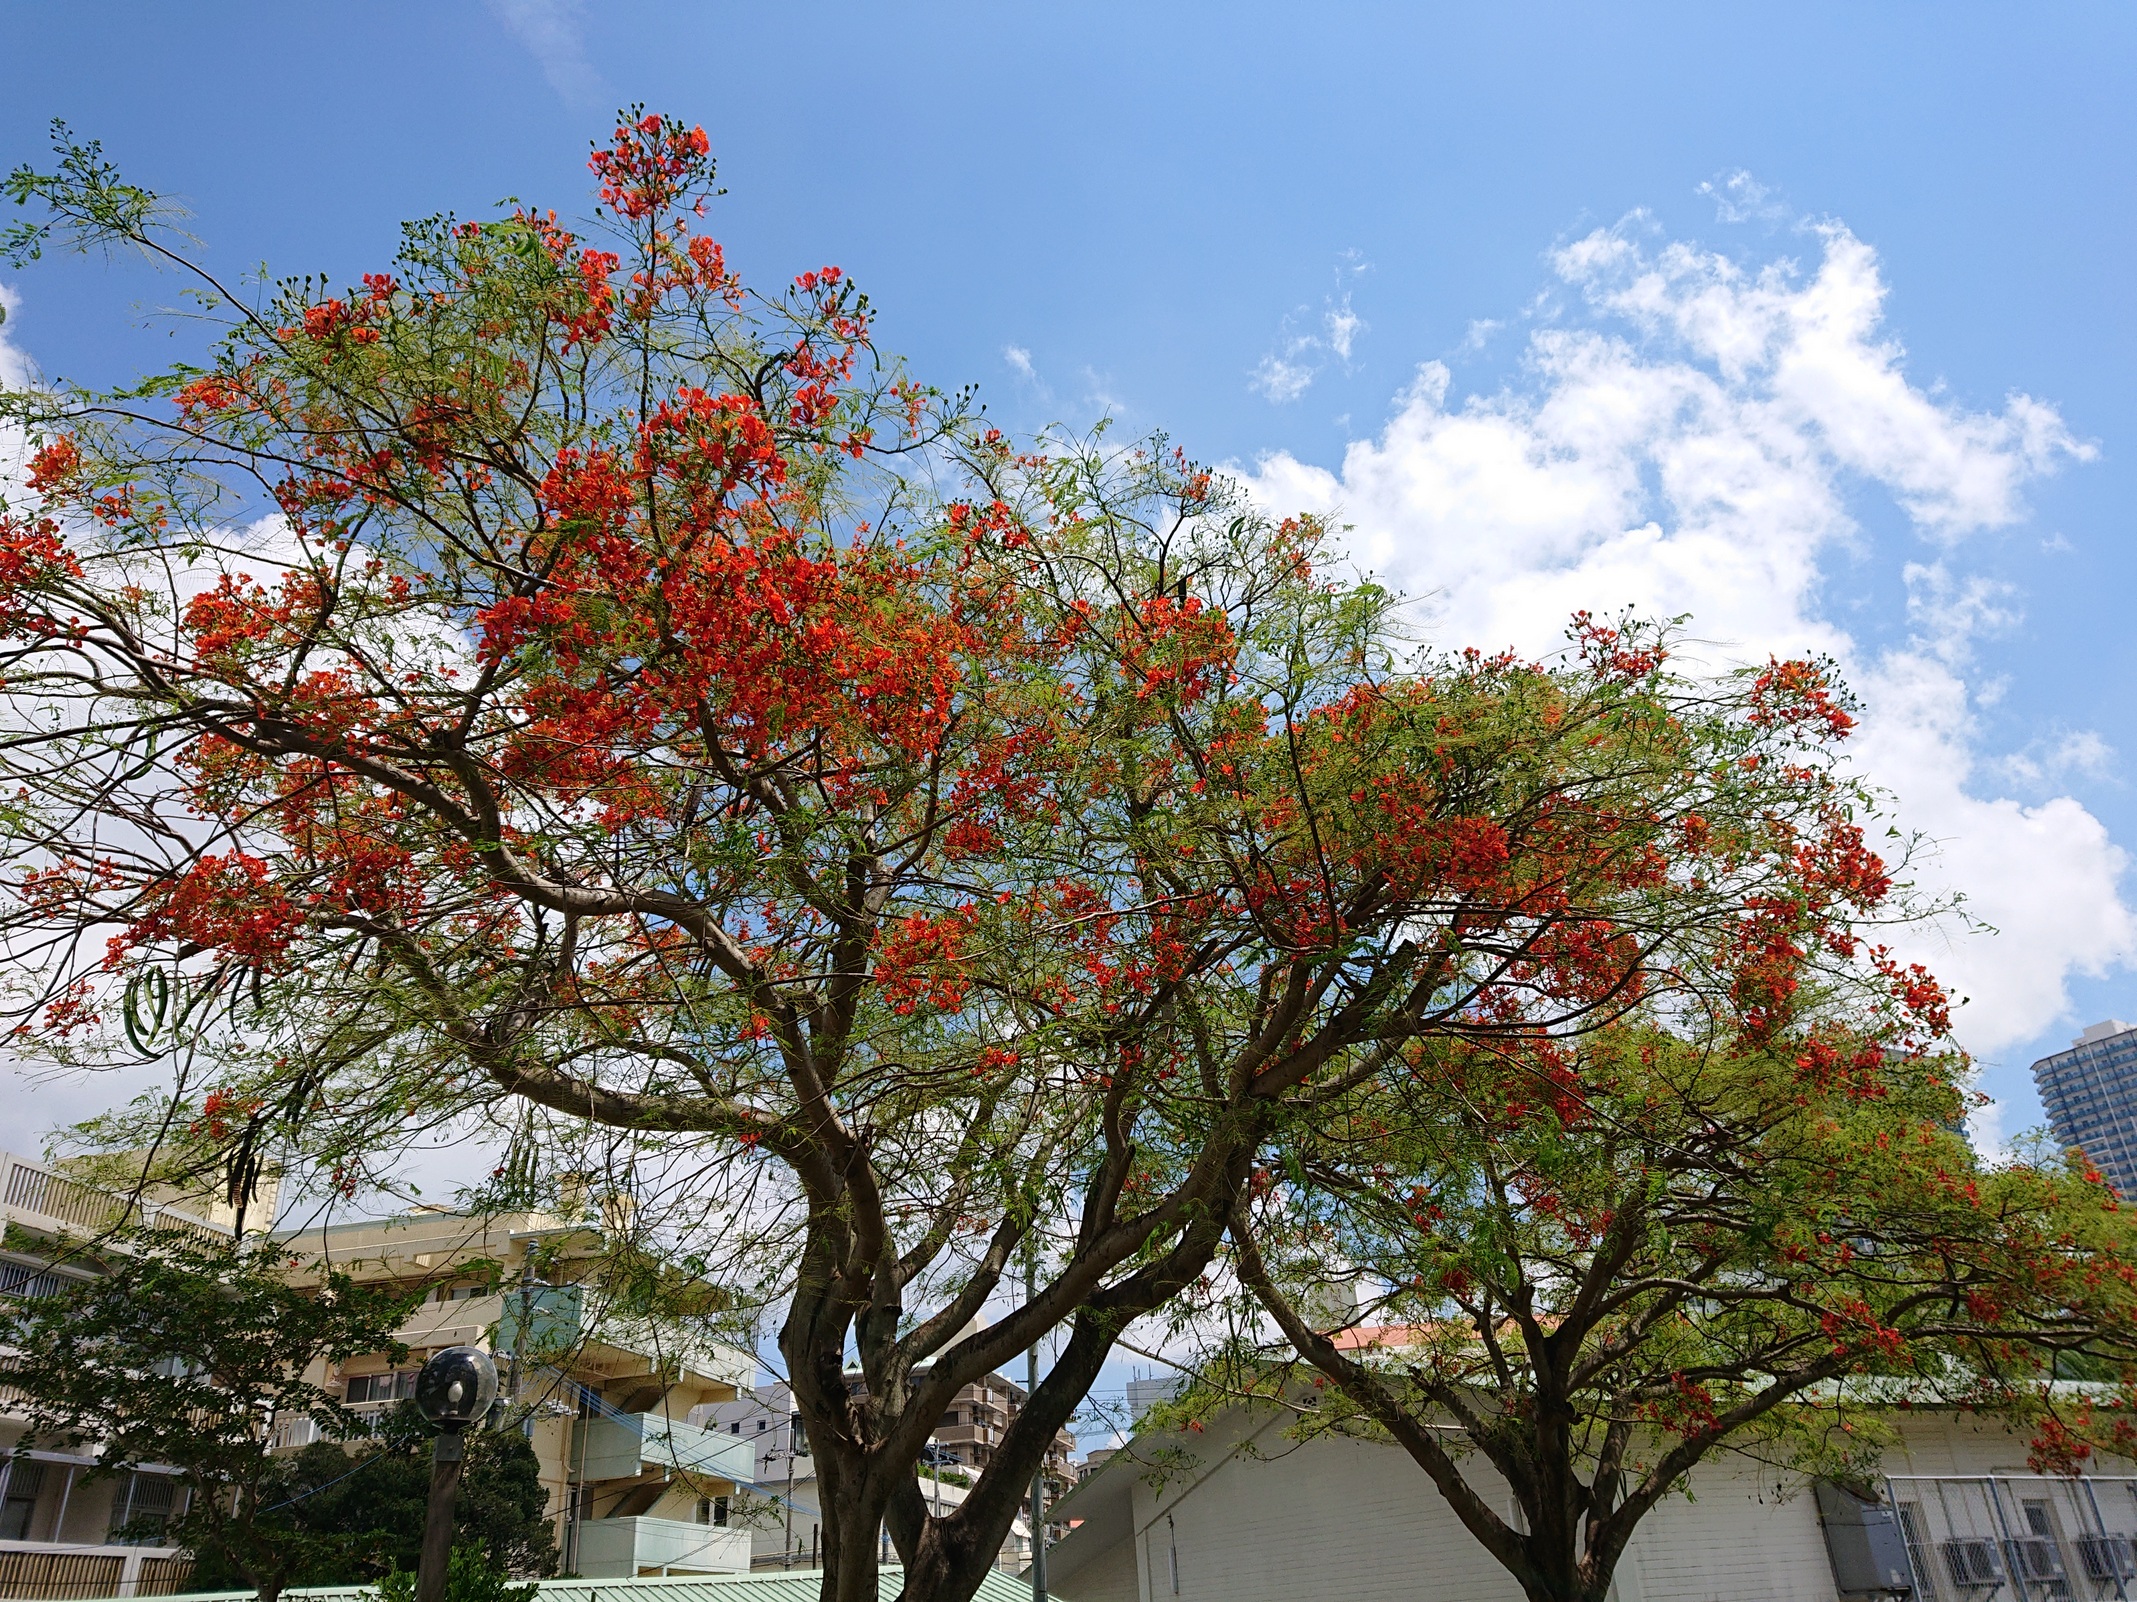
left=108, top=1471, right=181, bottom=1544
left=697, top=1496, right=729, bottom=1526
left=0, top=1462, right=46, bottom=1540
left=346, top=1369, right=419, bottom=1404
left=942, top=1411, right=959, bottom=1427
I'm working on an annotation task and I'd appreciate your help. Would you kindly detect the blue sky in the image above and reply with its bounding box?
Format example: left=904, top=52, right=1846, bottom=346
left=3, top=7, right=2134, bottom=1165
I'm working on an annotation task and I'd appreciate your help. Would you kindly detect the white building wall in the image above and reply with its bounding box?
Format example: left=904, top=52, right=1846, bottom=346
left=1065, top=1526, right=1142, bottom=1602
left=1118, top=1412, right=1526, bottom=1602
left=1606, top=1466, right=1831, bottom=1602
left=1058, top=1411, right=2137, bottom=1602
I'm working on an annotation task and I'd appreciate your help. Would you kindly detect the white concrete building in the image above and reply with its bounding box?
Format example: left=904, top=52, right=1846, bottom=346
left=697, top=1382, right=1047, bottom=1573
left=1044, top=1400, right=2137, bottom=1602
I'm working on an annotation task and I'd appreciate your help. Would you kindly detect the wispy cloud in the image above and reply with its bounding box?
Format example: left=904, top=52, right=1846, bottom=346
left=1999, top=729, right=2116, bottom=792
left=1250, top=292, right=1371, bottom=403
left=1250, top=351, right=1319, bottom=404
left=1904, top=560, right=2022, bottom=667
left=1324, top=301, right=1364, bottom=362
left=485, top=0, right=609, bottom=110
left=1249, top=255, right=1372, bottom=404
left=1697, top=168, right=1791, bottom=227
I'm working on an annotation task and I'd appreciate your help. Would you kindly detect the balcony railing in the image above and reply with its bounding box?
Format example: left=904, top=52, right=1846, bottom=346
left=569, top=1516, right=750, bottom=1579
left=0, top=1260, right=81, bottom=1301
left=572, top=1412, right=757, bottom=1484
left=268, top=1413, right=327, bottom=1452
left=0, top=1543, right=191, bottom=1599
left=0, top=1152, right=229, bottom=1249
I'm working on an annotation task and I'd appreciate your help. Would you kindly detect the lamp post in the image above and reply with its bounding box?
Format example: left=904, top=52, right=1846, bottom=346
left=413, top=1346, right=499, bottom=1602
left=1027, top=1259, right=1047, bottom=1602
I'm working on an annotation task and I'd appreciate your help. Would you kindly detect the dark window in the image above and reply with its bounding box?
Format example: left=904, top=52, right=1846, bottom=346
left=347, top=1369, right=418, bottom=1404
left=0, top=1461, right=46, bottom=1540
left=108, top=1472, right=180, bottom=1544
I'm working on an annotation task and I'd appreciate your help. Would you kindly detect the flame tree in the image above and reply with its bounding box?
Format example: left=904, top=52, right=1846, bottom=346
left=1226, top=1013, right=2137, bottom=1602
left=0, top=117, right=1933, bottom=1602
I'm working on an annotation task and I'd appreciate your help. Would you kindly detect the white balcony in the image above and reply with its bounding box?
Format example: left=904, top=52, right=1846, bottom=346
left=0, top=1151, right=230, bottom=1250
left=572, top=1412, right=756, bottom=1483
left=571, top=1515, right=751, bottom=1578
left=498, top=1285, right=754, bottom=1393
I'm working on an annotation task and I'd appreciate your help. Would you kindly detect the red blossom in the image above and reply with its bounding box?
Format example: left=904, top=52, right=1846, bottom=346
left=24, top=437, right=83, bottom=495
left=121, top=852, right=306, bottom=964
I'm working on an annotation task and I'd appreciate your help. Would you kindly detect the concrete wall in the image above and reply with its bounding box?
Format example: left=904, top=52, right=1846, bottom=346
left=1052, top=1410, right=2137, bottom=1602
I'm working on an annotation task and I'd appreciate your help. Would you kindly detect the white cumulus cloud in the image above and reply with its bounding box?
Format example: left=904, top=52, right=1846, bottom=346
left=1245, top=215, right=2130, bottom=1070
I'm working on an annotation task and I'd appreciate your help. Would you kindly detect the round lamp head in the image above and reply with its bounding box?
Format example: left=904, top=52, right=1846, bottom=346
left=414, top=1346, right=498, bottom=1431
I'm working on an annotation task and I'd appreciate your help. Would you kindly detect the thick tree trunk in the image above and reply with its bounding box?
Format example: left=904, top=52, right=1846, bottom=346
left=897, top=1514, right=1011, bottom=1602
left=1504, top=1492, right=1624, bottom=1602
left=791, top=1118, right=1255, bottom=1602
left=815, top=1452, right=895, bottom=1602
left=889, top=1310, right=1118, bottom=1602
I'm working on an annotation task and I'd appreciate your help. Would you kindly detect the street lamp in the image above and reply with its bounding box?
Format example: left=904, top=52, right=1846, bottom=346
left=413, top=1346, right=499, bottom=1602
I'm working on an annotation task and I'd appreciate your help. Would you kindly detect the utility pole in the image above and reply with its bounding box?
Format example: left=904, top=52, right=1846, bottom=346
left=1027, top=1258, right=1048, bottom=1602
left=512, top=1261, right=535, bottom=1440
left=784, top=1398, right=797, bottom=1569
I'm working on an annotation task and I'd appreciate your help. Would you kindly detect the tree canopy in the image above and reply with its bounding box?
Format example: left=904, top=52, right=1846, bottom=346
left=0, top=112, right=1982, bottom=1602
left=1224, top=1016, right=2137, bottom=1602
left=199, top=1418, right=558, bottom=1588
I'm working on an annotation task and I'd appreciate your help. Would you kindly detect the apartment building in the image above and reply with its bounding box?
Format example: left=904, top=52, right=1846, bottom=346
left=2033, top=1018, right=2137, bottom=1195
left=919, top=1369, right=1077, bottom=1501
left=0, top=1148, right=238, bottom=1600
left=273, top=1207, right=761, bottom=1580
left=702, top=1375, right=1073, bottom=1573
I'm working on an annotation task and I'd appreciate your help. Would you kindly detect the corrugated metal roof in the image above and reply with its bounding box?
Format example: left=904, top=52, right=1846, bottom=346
left=144, top=1566, right=1044, bottom=1602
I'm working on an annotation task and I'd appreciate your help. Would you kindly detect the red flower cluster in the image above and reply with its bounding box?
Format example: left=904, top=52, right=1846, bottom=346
left=24, top=437, right=82, bottom=495
left=590, top=112, right=712, bottom=221
left=1748, top=656, right=1856, bottom=740
left=121, top=853, right=305, bottom=965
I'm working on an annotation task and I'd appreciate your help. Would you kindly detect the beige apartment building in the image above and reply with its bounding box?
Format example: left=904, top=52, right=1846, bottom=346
left=924, top=1369, right=1078, bottom=1503
left=0, top=1148, right=762, bottom=1591
left=272, top=1206, right=760, bottom=1580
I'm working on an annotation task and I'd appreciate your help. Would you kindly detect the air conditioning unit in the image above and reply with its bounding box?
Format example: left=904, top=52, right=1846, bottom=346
left=1943, top=1538, right=2003, bottom=1588
left=2004, top=1536, right=2063, bottom=1583
left=2077, top=1533, right=2136, bottom=1582
left=1815, top=1483, right=1915, bottom=1596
